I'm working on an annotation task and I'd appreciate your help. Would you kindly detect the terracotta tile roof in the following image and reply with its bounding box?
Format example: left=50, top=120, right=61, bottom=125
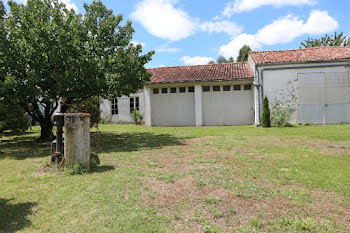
left=249, top=46, right=350, bottom=65
left=147, top=62, right=253, bottom=84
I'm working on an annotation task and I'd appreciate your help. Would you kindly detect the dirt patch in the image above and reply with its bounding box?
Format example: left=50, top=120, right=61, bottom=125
left=32, top=166, right=59, bottom=177
left=142, top=175, right=350, bottom=232
left=252, top=135, right=350, bottom=156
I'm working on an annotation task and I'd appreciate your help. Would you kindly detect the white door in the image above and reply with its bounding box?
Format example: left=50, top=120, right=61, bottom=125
left=151, top=87, right=195, bottom=126
left=202, top=84, right=254, bottom=125
left=298, top=72, right=350, bottom=124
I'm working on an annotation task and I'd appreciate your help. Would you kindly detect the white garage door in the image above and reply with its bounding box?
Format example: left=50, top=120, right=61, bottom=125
left=151, top=87, right=195, bottom=126
left=202, top=84, right=254, bottom=125
left=298, top=72, right=350, bottom=124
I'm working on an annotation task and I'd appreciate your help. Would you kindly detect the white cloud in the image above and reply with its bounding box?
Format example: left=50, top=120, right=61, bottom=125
left=219, top=10, right=338, bottom=58
left=219, top=33, right=261, bottom=59
left=130, top=40, right=146, bottom=47
left=222, top=0, right=316, bottom=17
left=131, top=0, right=199, bottom=41
left=156, top=47, right=180, bottom=53
left=131, top=0, right=243, bottom=41
left=303, top=10, right=339, bottom=35
left=181, top=56, right=215, bottom=65
left=6, top=0, right=78, bottom=11
left=200, top=20, right=242, bottom=36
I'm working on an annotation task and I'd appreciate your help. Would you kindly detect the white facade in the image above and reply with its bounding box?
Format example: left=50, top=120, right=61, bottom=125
left=255, top=62, right=350, bottom=125
left=100, top=56, right=350, bottom=126
left=100, top=92, right=144, bottom=124
left=143, top=81, right=255, bottom=126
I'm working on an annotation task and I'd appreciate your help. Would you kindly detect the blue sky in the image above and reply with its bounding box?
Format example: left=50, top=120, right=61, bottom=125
left=6, top=0, right=350, bottom=68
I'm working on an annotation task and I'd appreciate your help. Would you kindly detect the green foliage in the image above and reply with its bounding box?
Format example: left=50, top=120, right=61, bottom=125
left=262, top=96, right=271, bottom=128
left=0, top=0, right=154, bottom=140
left=70, top=96, right=101, bottom=128
left=250, top=219, right=262, bottom=228
left=270, top=100, right=295, bottom=127
left=0, top=102, right=28, bottom=133
left=301, top=32, right=350, bottom=48
left=65, top=163, right=89, bottom=175
left=204, top=195, right=221, bottom=204
left=236, top=45, right=252, bottom=62
left=209, top=55, right=234, bottom=64
left=90, top=153, right=100, bottom=169
left=203, top=223, right=220, bottom=233
left=217, top=55, right=234, bottom=63
left=131, top=109, right=143, bottom=125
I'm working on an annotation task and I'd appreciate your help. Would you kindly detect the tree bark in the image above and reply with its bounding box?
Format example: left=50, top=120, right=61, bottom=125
left=39, top=117, right=54, bottom=142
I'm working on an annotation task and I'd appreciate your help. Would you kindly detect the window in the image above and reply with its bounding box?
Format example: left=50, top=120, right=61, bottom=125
left=223, top=85, right=231, bottom=91
left=233, top=85, right=241, bottom=91
left=203, top=86, right=210, bottom=92
left=213, top=86, right=220, bottom=92
left=153, top=88, right=159, bottom=94
left=130, top=97, right=139, bottom=113
left=179, top=87, right=186, bottom=93
left=170, top=87, right=177, bottom=93
left=162, top=88, right=168, bottom=94
left=112, top=98, right=118, bottom=115
left=244, top=84, right=252, bottom=90
left=188, top=86, right=195, bottom=92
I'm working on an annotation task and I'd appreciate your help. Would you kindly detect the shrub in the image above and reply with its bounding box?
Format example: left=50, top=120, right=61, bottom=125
left=65, top=163, right=89, bottom=175
left=262, top=96, right=271, bottom=128
left=270, top=100, right=295, bottom=127
left=131, top=109, right=143, bottom=125
left=0, top=102, right=28, bottom=133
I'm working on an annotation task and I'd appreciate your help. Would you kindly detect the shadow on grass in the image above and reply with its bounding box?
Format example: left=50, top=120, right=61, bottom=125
left=0, top=135, right=50, bottom=160
left=90, top=165, right=115, bottom=173
left=0, top=131, right=187, bottom=160
left=92, top=132, right=187, bottom=154
left=0, top=198, right=36, bottom=233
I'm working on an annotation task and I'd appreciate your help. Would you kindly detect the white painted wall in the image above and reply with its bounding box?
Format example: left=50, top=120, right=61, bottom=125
left=194, top=85, right=202, bottom=127
left=202, top=82, right=254, bottom=126
left=260, top=63, right=350, bottom=124
left=150, top=85, right=195, bottom=126
left=100, top=92, right=145, bottom=124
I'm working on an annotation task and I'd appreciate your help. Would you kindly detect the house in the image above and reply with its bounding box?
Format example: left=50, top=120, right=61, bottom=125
left=100, top=46, right=350, bottom=126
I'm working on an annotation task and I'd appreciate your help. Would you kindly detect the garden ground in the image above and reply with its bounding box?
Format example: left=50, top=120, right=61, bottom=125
left=0, top=124, right=350, bottom=232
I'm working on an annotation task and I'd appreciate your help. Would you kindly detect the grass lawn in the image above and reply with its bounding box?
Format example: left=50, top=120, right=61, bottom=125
left=1, top=124, right=350, bottom=232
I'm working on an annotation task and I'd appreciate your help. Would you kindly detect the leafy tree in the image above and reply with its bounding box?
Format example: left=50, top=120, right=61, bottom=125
left=0, top=0, right=154, bottom=140
left=69, top=96, right=101, bottom=128
left=262, top=96, right=271, bottom=128
left=217, top=55, right=234, bottom=63
left=236, top=45, right=251, bottom=62
left=208, top=56, right=234, bottom=64
left=301, top=32, right=350, bottom=48
left=0, top=102, right=28, bottom=133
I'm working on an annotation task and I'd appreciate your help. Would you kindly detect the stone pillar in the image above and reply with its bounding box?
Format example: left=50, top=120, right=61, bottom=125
left=144, top=85, right=152, bottom=127
left=64, top=113, right=91, bottom=168
left=194, top=84, right=203, bottom=127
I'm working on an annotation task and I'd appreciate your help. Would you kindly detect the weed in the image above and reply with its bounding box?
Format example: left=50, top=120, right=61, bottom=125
left=230, top=208, right=237, bottom=215
left=250, top=219, right=262, bottom=228
left=209, top=207, right=223, bottom=218
left=204, top=195, right=221, bottom=204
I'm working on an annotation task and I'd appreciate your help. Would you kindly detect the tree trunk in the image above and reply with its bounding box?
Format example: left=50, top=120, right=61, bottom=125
left=39, top=118, right=54, bottom=141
